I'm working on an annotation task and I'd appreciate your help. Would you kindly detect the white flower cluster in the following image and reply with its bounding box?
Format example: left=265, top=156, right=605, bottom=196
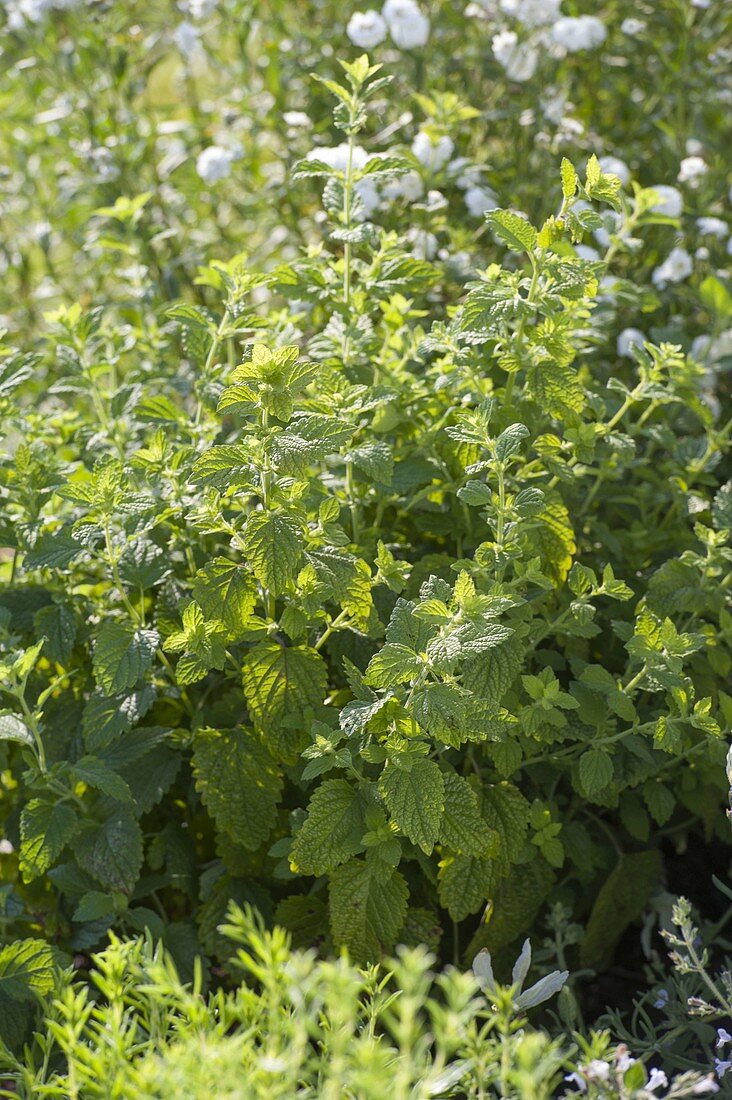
left=485, top=3, right=607, bottom=83
left=652, top=245, right=693, bottom=288
left=346, top=0, right=429, bottom=50
left=196, top=145, right=235, bottom=184
left=565, top=1045, right=719, bottom=1095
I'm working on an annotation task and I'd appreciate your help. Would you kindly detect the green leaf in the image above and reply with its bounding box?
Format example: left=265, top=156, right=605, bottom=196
left=0, top=713, right=33, bottom=746
left=578, top=749, right=614, bottom=798
left=92, top=622, right=158, bottom=694
left=192, top=727, right=282, bottom=851
left=242, top=511, right=303, bottom=596
left=365, top=643, right=423, bottom=688
left=76, top=806, right=143, bottom=895
left=437, top=852, right=500, bottom=922
left=580, top=851, right=662, bottom=969
left=0, top=939, right=55, bottom=1000
left=290, top=779, right=366, bottom=874
left=466, top=859, right=555, bottom=959
left=560, top=158, right=578, bottom=200
left=329, top=859, right=408, bottom=962
left=71, top=757, right=133, bottom=803
left=192, top=558, right=258, bottom=638
left=380, top=758, right=445, bottom=854
left=73, top=891, right=118, bottom=923
left=439, top=773, right=498, bottom=857
left=485, top=209, right=537, bottom=253
left=20, top=800, right=78, bottom=882
left=242, top=642, right=328, bottom=762
left=190, top=445, right=252, bottom=488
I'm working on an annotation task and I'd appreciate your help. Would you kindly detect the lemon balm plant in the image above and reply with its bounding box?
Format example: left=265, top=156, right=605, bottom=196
left=0, top=42, right=730, bottom=1062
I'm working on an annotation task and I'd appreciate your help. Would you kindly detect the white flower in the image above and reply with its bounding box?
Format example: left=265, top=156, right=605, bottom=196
left=406, top=227, right=438, bottom=259
left=173, top=21, right=200, bottom=54
left=621, top=17, right=646, bottom=34
left=617, top=328, right=645, bottom=358
left=717, top=1029, right=732, bottom=1049
left=306, top=142, right=368, bottom=173
left=347, top=9, right=388, bottom=48
left=499, top=0, right=561, bottom=27
left=382, top=0, right=430, bottom=49
left=686, top=138, right=704, bottom=155
left=652, top=246, right=692, bottom=288
left=584, top=1060, right=611, bottom=1082
left=552, top=15, right=606, bottom=53
left=696, top=217, right=727, bottom=238
left=185, top=0, right=217, bottom=17
left=492, top=30, right=538, bottom=82
left=283, top=111, right=312, bottom=129
left=0, top=839, right=13, bottom=855
left=678, top=155, right=708, bottom=183
left=649, top=184, right=683, bottom=218
left=411, top=130, right=454, bottom=172
left=382, top=169, right=423, bottom=202
left=575, top=244, right=600, bottom=261
left=354, top=178, right=380, bottom=219
left=598, top=156, right=630, bottom=185
left=647, top=1068, right=668, bottom=1092
left=464, top=185, right=498, bottom=218
left=690, top=1079, right=719, bottom=1095
left=564, top=1071, right=586, bottom=1092
left=196, top=145, right=234, bottom=184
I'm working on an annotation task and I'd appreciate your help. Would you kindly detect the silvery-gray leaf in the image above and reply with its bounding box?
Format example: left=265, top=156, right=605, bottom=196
left=427, top=1060, right=472, bottom=1095
left=511, top=938, right=532, bottom=990
left=472, top=948, right=496, bottom=991
left=515, top=969, right=568, bottom=1010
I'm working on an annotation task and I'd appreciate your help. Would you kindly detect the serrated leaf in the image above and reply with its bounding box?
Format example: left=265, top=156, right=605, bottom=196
left=365, top=643, right=423, bottom=688
left=20, top=800, right=78, bottom=882
left=560, top=158, right=577, bottom=200
left=329, top=859, right=408, bottom=962
left=242, top=642, right=328, bottom=762
left=485, top=209, right=537, bottom=253
left=290, top=779, right=366, bottom=874
left=76, top=806, right=143, bottom=895
left=439, top=772, right=498, bottom=857
left=242, top=511, right=303, bottom=597
left=380, top=758, right=444, bottom=854
left=192, top=727, right=282, bottom=851
left=0, top=939, right=55, bottom=1000
left=92, top=622, right=158, bottom=694
left=578, top=749, right=613, bottom=798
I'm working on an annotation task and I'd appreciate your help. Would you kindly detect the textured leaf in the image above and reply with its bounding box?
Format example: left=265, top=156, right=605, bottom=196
left=0, top=939, right=55, bottom=1000
left=242, top=511, right=303, bottom=596
left=291, top=779, right=366, bottom=875
left=192, top=727, right=282, bottom=851
left=329, top=859, right=408, bottom=962
left=463, top=634, right=524, bottom=703
left=437, top=853, right=500, bottom=921
left=485, top=209, right=537, bottom=253
left=76, top=806, right=143, bottom=895
left=20, top=800, right=78, bottom=882
left=242, top=642, right=328, bottom=762
left=365, top=643, right=423, bottom=688
left=439, top=773, right=498, bottom=857
left=93, top=622, right=158, bottom=694
left=466, top=859, right=556, bottom=960
left=192, top=558, right=258, bottom=637
left=380, top=758, right=445, bottom=853
left=0, top=713, right=33, bottom=746
left=578, top=749, right=614, bottom=798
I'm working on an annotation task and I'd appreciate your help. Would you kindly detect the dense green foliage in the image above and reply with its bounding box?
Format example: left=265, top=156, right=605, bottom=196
left=0, top=905, right=723, bottom=1097
left=0, top=0, right=730, bottom=1086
